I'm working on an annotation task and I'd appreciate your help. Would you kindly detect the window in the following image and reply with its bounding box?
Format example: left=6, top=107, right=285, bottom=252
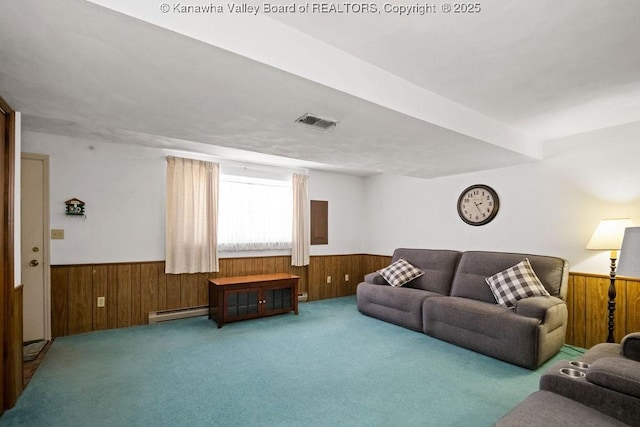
left=218, top=174, right=293, bottom=251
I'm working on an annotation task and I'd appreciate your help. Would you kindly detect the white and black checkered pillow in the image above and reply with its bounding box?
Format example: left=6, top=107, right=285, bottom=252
left=485, top=258, right=550, bottom=308
left=377, top=258, right=424, bottom=287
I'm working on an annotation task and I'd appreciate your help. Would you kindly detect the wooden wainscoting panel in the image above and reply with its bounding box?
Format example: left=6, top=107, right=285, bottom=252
left=6, top=285, right=23, bottom=408
left=309, top=256, right=331, bottom=301
left=51, top=255, right=362, bottom=336
left=140, top=263, right=159, bottom=324
left=585, top=276, right=608, bottom=349
left=50, top=264, right=640, bottom=343
left=307, top=264, right=321, bottom=303
left=51, top=266, right=69, bottom=337
left=197, top=273, right=209, bottom=307
left=570, top=274, right=587, bottom=348
left=339, top=256, right=356, bottom=297
left=627, top=279, right=640, bottom=333
left=307, top=254, right=367, bottom=301
left=564, top=275, right=575, bottom=346
left=92, top=265, right=108, bottom=331
left=165, top=273, right=182, bottom=311
left=131, top=264, right=142, bottom=326
left=106, top=265, right=119, bottom=330
left=362, top=255, right=392, bottom=277
left=180, top=273, right=200, bottom=308
left=566, top=272, right=640, bottom=348
left=116, top=264, right=132, bottom=328
left=68, top=266, right=92, bottom=335
left=157, top=262, right=167, bottom=311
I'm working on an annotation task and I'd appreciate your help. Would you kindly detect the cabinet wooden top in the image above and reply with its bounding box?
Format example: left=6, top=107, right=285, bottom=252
left=209, top=273, right=299, bottom=287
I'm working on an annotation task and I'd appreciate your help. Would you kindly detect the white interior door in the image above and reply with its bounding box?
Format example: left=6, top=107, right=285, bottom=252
left=21, top=153, right=50, bottom=342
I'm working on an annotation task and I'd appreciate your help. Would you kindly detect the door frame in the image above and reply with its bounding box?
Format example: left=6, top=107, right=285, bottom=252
left=1, top=94, right=20, bottom=411
left=21, top=153, right=51, bottom=341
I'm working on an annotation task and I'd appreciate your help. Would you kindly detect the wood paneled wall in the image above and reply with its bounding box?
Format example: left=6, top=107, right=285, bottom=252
left=51, top=255, right=368, bottom=337
left=3, top=285, right=22, bottom=410
left=565, top=273, right=640, bottom=348
left=52, top=254, right=640, bottom=349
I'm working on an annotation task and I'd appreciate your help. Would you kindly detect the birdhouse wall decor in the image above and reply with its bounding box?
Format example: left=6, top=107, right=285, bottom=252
left=65, top=198, right=85, bottom=216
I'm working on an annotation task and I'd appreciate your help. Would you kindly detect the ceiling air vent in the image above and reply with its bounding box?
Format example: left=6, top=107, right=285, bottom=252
left=295, top=113, right=338, bottom=132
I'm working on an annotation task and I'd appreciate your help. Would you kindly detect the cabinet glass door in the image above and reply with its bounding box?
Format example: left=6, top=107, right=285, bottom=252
left=264, top=286, right=293, bottom=313
left=226, top=289, right=260, bottom=319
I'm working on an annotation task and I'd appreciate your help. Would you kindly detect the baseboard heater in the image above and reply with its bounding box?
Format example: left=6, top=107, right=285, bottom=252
left=148, top=306, right=209, bottom=324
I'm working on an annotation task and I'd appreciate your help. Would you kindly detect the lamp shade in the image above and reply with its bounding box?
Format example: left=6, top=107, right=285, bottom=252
left=617, top=226, right=640, bottom=279
left=586, top=218, right=634, bottom=250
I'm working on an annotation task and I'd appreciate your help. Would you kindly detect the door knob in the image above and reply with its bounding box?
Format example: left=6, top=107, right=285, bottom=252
left=29, top=259, right=39, bottom=267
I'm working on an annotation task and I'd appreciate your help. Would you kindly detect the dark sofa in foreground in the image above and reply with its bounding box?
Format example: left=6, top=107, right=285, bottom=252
left=495, top=332, right=640, bottom=426
left=357, top=248, right=569, bottom=369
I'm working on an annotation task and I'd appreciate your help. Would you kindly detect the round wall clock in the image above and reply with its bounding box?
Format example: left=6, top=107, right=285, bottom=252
left=457, top=184, right=500, bottom=226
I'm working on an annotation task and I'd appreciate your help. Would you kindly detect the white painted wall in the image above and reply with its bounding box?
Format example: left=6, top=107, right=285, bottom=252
left=362, top=122, right=640, bottom=274
left=308, top=170, right=364, bottom=255
left=21, top=131, right=365, bottom=264
left=23, top=132, right=166, bottom=265
left=22, top=120, right=640, bottom=274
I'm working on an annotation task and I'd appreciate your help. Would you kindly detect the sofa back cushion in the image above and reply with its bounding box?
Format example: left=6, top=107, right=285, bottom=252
left=450, top=251, right=569, bottom=303
left=391, top=248, right=462, bottom=295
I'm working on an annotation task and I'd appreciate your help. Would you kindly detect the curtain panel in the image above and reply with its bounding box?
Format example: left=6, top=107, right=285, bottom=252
left=165, top=156, right=219, bottom=274
left=292, top=173, right=310, bottom=266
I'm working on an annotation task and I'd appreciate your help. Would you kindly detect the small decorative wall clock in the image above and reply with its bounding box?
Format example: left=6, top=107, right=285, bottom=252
left=457, top=185, right=499, bottom=226
left=65, top=198, right=85, bottom=216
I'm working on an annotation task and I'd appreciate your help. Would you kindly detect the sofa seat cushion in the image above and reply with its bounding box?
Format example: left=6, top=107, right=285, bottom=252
left=423, top=296, right=541, bottom=368
left=494, top=390, right=628, bottom=427
left=579, top=342, right=625, bottom=364
left=356, top=282, right=441, bottom=332
left=587, top=357, right=640, bottom=399
left=424, top=297, right=539, bottom=338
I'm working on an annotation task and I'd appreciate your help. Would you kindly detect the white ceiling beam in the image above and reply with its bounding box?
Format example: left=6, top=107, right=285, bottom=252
left=87, top=0, right=542, bottom=159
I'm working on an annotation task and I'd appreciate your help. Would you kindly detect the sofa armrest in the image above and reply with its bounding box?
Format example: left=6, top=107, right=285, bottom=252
left=621, top=332, right=640, bottom=361
left=364, top=272, right=389, bottom=286
left=514, top=296, right=564, bottom=322
left=587, top=357, right=640, bottom=399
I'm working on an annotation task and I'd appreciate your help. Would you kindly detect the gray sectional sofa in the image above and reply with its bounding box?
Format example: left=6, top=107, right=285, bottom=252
left=357, top=248, right=569, bottom=369
left=495, top=332, right=640, bottom=426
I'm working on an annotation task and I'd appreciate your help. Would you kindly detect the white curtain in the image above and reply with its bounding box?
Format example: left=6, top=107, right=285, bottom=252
left=165, top=156, right=219, bottom=274
left=292, top=173, right=310, bottom=266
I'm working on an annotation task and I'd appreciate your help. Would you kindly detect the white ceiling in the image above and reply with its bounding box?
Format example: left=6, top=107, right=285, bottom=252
left=2, top=0, right=640, bottom=178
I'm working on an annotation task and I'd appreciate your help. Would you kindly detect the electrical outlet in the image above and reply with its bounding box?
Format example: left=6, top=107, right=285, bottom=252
left=97, top=296, right=105, bottom=307
left=51, top=229, right=65, bottom=239
left=327, top=276, right=332, bottom=284
left=345, top=274, right=349, bottom=282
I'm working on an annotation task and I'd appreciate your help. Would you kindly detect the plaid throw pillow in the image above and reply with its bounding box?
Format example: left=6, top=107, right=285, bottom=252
left=485, top=258, right=550, bottom=308
left=377, top=258, right=424, bottom=287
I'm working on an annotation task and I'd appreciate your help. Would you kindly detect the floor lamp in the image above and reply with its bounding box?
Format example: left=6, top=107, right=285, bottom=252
left=617, top=226, right=640, bottom=294
left=586, top=218, right=634, bottom=343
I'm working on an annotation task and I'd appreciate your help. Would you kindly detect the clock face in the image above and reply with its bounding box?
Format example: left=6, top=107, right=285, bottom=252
left=457, top=185, right=499, bottom=226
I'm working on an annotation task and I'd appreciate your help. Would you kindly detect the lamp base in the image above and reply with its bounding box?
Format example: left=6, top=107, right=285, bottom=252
left=606, top=256, right=617, bottom=343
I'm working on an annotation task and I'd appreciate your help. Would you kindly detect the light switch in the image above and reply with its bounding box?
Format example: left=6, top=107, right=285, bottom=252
left=51, top=229, right=64, bottom=239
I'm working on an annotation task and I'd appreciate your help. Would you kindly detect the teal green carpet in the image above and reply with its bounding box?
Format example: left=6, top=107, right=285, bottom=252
left=2, top=296, right=583, bottom=426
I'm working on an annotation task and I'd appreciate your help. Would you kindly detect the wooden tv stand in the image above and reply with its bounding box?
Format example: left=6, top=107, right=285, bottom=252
left=209, top=273, right=299, bottom=328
